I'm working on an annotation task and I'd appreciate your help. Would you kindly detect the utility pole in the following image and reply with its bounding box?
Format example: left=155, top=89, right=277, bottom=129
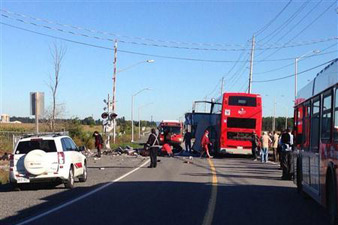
left=106, top=94, right=111, bottom=148
left=112, top=40, right=117, bottom=144
left=248, top=35, right=255, bottom=94
left=221, top=77, right=224, bottom=96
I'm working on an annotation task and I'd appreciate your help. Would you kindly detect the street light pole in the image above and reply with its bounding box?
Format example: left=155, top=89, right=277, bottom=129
left=294, top=50, right=320, bottom=101
left=295, top=58, right=298, bottom=102
left=285, top=107, right=288, bottom=130
left=118, top=60, right=155, bottom=74
left=138, top=103, right=153, bottom=140
left=131, top=88, right=150, bottom=142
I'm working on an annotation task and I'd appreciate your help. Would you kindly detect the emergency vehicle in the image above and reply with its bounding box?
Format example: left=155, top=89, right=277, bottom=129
left=158, top=120, right=183, bottom=152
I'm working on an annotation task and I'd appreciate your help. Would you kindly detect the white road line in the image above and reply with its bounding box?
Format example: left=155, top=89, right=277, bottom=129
left=15, top=159, right=150, bottom=225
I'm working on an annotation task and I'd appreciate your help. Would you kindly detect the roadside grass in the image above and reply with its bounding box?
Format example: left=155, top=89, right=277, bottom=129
left=0, top=165, right=9, bottom=185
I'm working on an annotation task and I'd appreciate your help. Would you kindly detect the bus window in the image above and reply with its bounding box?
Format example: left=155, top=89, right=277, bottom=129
left=228, top=96, right=257, bottom=107
left=321, top=92, right=332, bottom=141
left=303, top=103, right=311, bottom=151
left=310, top=97, right=320, bottom=152
left=334, top=89, right=338, bottom=140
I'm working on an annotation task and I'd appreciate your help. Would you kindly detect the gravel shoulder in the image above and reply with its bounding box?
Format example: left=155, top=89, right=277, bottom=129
left=0, top=154, right=147, bottom=225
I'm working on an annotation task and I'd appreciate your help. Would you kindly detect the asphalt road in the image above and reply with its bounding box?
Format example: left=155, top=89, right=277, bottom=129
left=1, top=155, right=331, bottom=225
left=0, top=154, right=147, bottom=225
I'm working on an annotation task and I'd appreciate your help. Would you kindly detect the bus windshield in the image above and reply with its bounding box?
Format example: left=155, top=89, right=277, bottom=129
left=161, top=126, right=181, bottom=134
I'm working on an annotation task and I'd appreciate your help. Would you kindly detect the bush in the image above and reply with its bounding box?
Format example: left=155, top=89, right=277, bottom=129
left=65, top=119, right=96, bottom=149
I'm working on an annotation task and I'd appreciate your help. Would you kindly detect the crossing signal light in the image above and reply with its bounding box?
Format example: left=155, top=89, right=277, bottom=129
left=110, top=113, right=118, bottom=120
left=101, top=112, right=109, bottom=119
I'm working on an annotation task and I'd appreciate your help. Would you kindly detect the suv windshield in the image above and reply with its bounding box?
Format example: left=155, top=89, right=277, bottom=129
left=16, top=140, right=57, bottom=154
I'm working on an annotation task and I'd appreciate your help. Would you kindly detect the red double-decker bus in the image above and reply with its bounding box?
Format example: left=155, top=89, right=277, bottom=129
left=185, top=92, right=262, bottom=155
left=293, top=59, right=338, bottom=224
left=218, top=93, right=262, bottom=154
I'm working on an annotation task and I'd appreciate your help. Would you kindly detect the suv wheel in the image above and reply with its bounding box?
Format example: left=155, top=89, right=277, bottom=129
left=64, top=167, right=75, bottom=189
left=79, top=162, right=87, bottom=182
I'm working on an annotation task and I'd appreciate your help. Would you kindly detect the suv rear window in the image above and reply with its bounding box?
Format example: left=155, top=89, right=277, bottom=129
left=16, top=140, right=57, bottom=154
left=228, top=96, right=256, bottom=107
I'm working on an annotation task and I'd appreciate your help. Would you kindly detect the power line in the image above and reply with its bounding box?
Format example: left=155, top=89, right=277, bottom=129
left=1, top=9, right=337, bottom=52
left=1, top=21, right=336, bottom=64
left=257, top=0, right=310, bottom=43
left=205, top=78, right=222, bottom=98
left=255, top=0, right=293, bottom=37
left=274, top=0, right=323, bottom=44
left=255, top=42, right=337, bottom=75
left=0, top=8, right=248, bottom=48
left=252, top=59, right=337, bottom=83
left=260, top=1, right=337, bottom=60
left=255, top=0, right=311, bottom=58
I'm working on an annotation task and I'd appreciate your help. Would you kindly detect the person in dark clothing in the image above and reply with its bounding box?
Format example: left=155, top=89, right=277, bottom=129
left=146, top=128, right=160, bottom=168
left=93, top=131, right=103, bottom=158
left=183, top=129, right=192, bottom=152
left=280, top=129, right=292, bottom=180
left=251, top=132, right=259, bottom=161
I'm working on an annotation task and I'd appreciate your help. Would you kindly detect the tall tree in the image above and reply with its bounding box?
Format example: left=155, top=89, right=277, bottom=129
left=48, top=43, right=66, bottom=132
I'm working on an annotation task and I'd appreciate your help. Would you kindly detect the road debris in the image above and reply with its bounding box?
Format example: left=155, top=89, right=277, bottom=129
left=183, top=156, right=194, bottom=164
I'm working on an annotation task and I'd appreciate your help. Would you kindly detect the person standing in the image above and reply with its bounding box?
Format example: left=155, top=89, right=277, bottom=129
left=200, top=130, right=211, bottom=158
left=146, top=128, right=160, bottom=168
left=183, top=129, right=192, bottom=152
left=273, top=131, right=279, bottom=162
left=251, top=131, right=259, bottom=161
left=281, top=129, right=292, bottom=180
left=261, top=132, right=272, bottom=163
left=93, top=131, right=103, bottom=158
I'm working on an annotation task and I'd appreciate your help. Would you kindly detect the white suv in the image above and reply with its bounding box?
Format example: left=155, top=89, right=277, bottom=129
left=9, top=134, right=87, bottom=189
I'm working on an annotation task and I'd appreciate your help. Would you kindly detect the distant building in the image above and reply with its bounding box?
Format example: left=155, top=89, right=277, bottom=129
left=0, top=114, right=10, bottom=123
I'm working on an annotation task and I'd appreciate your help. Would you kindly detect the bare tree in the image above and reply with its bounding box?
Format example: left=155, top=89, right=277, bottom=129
left=48, top=43, right=66, bottom=132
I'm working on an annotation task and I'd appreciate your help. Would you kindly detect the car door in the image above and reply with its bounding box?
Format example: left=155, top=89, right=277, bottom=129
left=67, top=138, right=83, bottom=176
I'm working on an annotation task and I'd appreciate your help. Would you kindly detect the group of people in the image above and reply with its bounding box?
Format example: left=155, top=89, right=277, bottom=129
left=251, top=129, right=294, bottom=180
left=146, top=128, right=213, bottom=168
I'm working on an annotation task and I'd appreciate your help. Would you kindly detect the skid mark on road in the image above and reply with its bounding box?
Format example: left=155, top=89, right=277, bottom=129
left=15, top=159, right=150, bottom=225
left=202, top=159, right=218, bottom=225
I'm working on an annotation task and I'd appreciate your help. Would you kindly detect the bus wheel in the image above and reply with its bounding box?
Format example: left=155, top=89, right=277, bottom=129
left=327, top=172, right=338, bottom=225
left=296, top=160, right=303, bottom=194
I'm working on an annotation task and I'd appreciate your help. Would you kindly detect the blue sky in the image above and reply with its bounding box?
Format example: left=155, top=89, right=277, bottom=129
left=0, top=0, right=337, bottom=121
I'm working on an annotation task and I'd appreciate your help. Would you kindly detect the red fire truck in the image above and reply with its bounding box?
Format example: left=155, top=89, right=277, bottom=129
left=158, top=120, right=183, bottom=152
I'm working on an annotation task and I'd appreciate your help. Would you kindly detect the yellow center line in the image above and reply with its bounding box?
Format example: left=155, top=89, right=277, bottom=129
left=202, top=158, right=218, bottom=225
